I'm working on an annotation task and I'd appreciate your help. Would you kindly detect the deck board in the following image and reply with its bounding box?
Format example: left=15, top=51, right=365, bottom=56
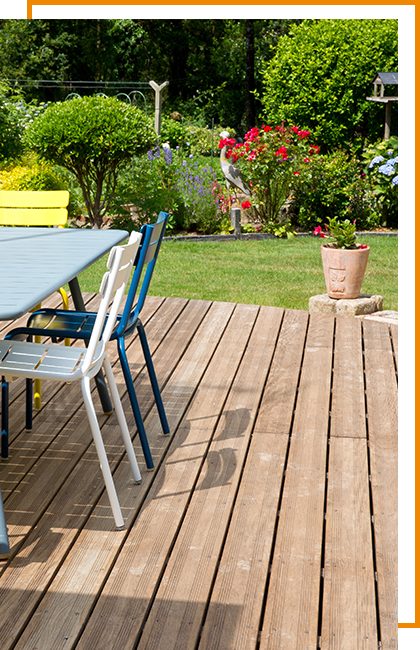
left=0, top=297, right=398, bottom=650
left=322, top=316, right=377, bottom=648
left=259, top=312, right=334, bottom=650
left=363, top=320, right=398, bottom=650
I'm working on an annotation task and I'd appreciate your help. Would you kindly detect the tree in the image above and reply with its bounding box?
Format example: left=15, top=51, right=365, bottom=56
left=245, top=19, right=256, bottom=131
left=261, top=19, right=398, bottom=151
left=24, top=96, right=156, bottom=228
left=0, top=19, right=301, bottom=132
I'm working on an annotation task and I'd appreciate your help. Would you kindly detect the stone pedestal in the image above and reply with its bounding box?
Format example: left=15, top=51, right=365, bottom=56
left=363, top=310, right=398, bottom=324
left=309, top=293, right=383, bottom=317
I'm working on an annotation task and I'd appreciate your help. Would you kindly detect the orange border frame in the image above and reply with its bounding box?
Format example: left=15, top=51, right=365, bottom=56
left=21, top=2, right=419, bottom=630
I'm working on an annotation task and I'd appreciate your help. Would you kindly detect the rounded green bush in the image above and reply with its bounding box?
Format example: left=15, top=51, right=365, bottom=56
left=261, top=19, right=398, bottom=151
left=23, top=95, right=156, bottom=228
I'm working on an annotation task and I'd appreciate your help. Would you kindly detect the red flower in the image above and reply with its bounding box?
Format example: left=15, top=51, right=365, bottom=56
left=360, top=244, right=369, bottom=249
left=263, top=125, right=272, bottom=132
left=241, top=200, right=252, bottom=210
left=275, top=146, right=287, bottom=157
left=294, top=172, right=300, bottom=176
left=244, top=127, right=260, bottom=142
left=292, top=126, right=299, bottom=133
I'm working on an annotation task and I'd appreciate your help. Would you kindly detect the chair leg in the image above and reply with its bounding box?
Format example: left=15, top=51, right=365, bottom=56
left=25, top=379, right=33, bottom=430
left=137, top=321, right=170, bottom=435
left=80, top=376, right=124, bottom=530
left=117, top=337, right=154, bottom=470
left=1, top=377, right=8, bottom=459
left=29, top=305, right=42, bottom=410
left=102, top=354, right=141, bottom=485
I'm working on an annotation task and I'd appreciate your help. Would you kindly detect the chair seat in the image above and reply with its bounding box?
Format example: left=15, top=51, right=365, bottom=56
left=29, top=309, right=98, bottom=338
left=25, top=309, right=135, bottom=341
left=0, top=339, right=94, bottom=381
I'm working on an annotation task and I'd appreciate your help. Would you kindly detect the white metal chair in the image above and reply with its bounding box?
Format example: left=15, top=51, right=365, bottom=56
left=0, top=231, right=142, bottom=530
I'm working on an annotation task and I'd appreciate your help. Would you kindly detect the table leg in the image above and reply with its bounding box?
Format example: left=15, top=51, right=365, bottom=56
left=68, top=278, right=113, bottom=415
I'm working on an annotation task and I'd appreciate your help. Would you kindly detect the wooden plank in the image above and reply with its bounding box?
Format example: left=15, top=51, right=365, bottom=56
left=259, top=312, right=334, bottom=650
left=80, top=306, right=279, bottom=649
left=5, top=301, right=238, bottom=650
left=330, top=316, right=366, bottom=439
left=197, top=309, right=307, bottom=650
left=254, top=308, right=308, bottom=435
left=362, top=320, right=398, bottom=650
left=321, top=437, right=377, bottom=648
left=197, top=433, right=289, bottom=650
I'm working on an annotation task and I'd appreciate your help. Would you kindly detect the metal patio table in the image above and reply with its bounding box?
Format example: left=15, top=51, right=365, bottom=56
left=0, top=226, right=129, bottom=556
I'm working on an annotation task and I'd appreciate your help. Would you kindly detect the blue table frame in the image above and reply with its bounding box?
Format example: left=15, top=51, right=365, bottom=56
left=0, top=227, right=128, bottom=557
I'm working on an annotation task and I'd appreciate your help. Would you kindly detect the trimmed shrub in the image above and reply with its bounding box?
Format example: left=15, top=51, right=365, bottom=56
left=23, top=95, right=156, bottom=228
left=261, top=19, right=398, bottom=152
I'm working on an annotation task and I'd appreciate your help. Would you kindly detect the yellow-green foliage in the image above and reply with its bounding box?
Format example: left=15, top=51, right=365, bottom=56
left=0, top=154, right=66, bottom=191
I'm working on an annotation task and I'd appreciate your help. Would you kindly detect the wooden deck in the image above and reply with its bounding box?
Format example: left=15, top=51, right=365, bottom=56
left=0, top=294, right=398, bottom=650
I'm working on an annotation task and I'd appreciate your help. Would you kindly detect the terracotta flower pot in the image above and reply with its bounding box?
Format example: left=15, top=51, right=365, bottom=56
left=321, top=244, right=370, bottom=299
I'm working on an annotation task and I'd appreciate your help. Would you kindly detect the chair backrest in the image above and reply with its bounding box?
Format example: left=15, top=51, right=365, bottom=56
left=0, top=190, right=70, bottom=226
left=115, top=211, right=169, bottom=338
left=82, top=230, right=141, bottom=374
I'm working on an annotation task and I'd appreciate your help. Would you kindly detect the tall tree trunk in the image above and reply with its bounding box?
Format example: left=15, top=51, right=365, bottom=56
left=96, top=19, right=101, bottom=80
left=245, top=19, right=255, bottom=132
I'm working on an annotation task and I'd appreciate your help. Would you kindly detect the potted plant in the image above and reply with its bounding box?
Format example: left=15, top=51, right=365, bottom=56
left=314, top=217, right=370, bottom=299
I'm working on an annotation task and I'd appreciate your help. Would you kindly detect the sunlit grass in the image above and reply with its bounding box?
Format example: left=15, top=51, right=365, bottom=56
left=76, top=234, right=398, bottom=312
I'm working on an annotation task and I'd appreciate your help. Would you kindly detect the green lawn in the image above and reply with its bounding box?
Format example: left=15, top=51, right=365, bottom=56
left=76, top=234, right=398, bottom=312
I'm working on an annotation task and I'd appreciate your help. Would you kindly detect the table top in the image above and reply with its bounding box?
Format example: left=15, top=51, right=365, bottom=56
left=0, top=227, right=128, bottom=320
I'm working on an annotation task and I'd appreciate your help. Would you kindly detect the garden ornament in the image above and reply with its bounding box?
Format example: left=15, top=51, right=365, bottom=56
left=219, top=131, right=251, bottom=205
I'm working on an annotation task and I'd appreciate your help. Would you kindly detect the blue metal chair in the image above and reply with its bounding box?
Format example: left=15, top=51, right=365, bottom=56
left=3, top=212, right=170, bottom=470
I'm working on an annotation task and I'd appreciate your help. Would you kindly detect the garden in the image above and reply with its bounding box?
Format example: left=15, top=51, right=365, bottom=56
left=0, top=18, right=398, bottom=310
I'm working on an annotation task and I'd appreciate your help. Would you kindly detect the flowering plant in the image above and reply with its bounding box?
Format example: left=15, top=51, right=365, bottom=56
left=219, top=124, right=318, bottom=228
left=174, top=156, right=227, bottom=233
left=362, top=137, right=398, bottom=228
left=314, top=216, right=369, bottom=250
